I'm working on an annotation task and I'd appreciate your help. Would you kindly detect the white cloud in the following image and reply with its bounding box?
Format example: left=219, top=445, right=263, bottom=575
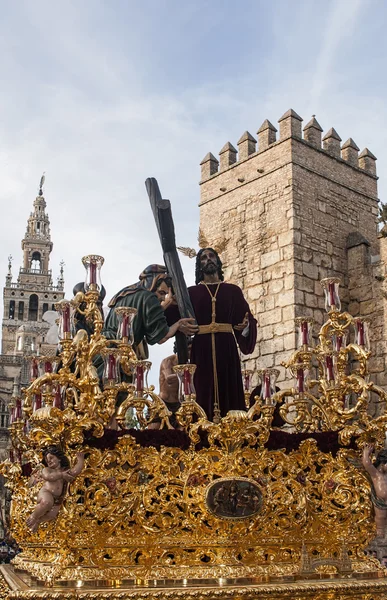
left=0, top=0, right=386, bottom=385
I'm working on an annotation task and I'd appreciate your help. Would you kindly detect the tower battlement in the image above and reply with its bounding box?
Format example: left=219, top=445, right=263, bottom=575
left=198, top=109, right=381, bottom=392
left=200, top=108, right=377, bottom=182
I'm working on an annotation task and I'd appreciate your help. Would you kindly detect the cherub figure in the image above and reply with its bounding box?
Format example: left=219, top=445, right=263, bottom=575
left=362, top=444, right=387, bottom=538
left=26, top=446, right=84, bottom=533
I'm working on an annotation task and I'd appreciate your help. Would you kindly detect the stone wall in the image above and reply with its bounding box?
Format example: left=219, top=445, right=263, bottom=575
left=199, top=109, right=381, bottom=388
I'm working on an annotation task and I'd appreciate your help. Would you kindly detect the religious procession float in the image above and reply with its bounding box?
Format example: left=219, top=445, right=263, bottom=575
left=1, top=179, right=387, bottom=599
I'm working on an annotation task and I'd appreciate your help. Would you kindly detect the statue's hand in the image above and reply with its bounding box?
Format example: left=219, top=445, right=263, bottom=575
left=161, top=288, right=177, bottom=310
left=178, top=318, right=199, bottom=336
left=234, top=312, right=249, bottom=331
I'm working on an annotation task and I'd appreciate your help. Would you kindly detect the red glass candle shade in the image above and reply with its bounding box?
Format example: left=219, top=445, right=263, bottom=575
left=355, top=318, right=370, bottom=350
left=258, top=369, right=279, bottom=404
left=37, top=357, right=60, bottom=377
left=242, top=369, right=253, bottom=392
left=55, top=300, right=75, bottom=339
left=115, top=307, right=137, bottom=343
left=295, top=317, right=314, bottom=348
left=320, top=278, right=341, bottom=312
left=82, top=255, right=104, bottom=292
left=173, top=364, right=197, bottom=402
left=333, top=333, right=347, bottom=352
left=102, top=350, right=120, bottom=386
left=132, top=361, right=151, bottom=396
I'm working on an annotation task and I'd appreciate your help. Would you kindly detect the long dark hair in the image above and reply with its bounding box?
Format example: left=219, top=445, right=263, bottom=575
left=195, top=248, right=224, bottom=285
left=374, top=449, right=387, bottom=468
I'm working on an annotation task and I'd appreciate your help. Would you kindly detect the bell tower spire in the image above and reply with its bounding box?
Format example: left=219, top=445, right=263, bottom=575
left=22, top=173, right=53, bottom=277
left=1, top=175, right=65, bottom=356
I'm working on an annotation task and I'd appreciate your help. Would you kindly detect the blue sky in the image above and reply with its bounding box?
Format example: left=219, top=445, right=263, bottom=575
left=0, top=0, right=386, bottom=381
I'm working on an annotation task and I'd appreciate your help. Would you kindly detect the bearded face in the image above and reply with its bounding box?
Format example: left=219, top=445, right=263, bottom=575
left=200, top=249, right=218, bottom=275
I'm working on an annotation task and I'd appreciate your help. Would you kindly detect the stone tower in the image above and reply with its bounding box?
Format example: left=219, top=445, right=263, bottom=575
left=199, top=109, right=385, bottom=391
left=0, top=178, right=65, bottom=463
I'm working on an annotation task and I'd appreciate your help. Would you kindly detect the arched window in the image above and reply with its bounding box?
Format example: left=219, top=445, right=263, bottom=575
left=8, top=300, right=15, bottom=319
left=18, top=301, right=24, bottom=320
left=28, top=294, right=39, bottom=321
left=31, top=251, right=41, bottom=271
left=17, top=335, right=23, bottom=351
left=42, top=303, right=49, bottom=315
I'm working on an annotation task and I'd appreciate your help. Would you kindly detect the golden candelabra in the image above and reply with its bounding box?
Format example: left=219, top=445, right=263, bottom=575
left=1, top=267, right=387, bottom=599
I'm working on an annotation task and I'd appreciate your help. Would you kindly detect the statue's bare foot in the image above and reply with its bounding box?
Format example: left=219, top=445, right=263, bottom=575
left=26, top=515, right=39, bottom=533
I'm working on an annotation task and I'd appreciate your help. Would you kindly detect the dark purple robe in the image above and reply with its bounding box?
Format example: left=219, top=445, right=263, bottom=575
left=188, top=283, right=257, bottom=420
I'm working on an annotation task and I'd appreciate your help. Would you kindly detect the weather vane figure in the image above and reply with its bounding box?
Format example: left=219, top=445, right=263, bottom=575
left=39, top=173, right=45, bottom=197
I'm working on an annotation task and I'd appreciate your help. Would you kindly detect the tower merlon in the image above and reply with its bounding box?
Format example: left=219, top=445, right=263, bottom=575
left=257, top=120, right=277, bottom=151
left=341, top=138, right=360, bottom=167
left=219, top=142, right=237, bottom=171
left=358, top=148, right=377, bottom=176
left=278, top=108, right=302, bottom=141
left=322, top=127, right=342, bottom=158
left=303, top=116, right=323, bottom=148
left=200, top=152, right=219, bottom=181
left=237, top=131, right=257, bottom=161
left=346, top=232, right=371, bottom=272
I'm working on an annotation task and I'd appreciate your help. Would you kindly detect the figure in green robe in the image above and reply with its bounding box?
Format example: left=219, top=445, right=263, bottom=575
left=104, top=264, right=197, bottom=358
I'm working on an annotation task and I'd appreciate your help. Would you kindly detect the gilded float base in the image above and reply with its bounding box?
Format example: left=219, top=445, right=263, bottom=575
left=2, top=564, right=387, bottom=600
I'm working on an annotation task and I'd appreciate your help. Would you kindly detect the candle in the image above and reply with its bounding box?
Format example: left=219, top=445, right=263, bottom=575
left=328, top=283, right=335, bottom=307
left=243, top=373, right=250, bottom=392
left=33, top=393, right=42, bottom=412
left=263, top=373, right=271, bottom=399
left=326, top=355, right=335, bottom=381
left=31, top=359, right=38, bottom=380
left=183, top=369, right=191, bottom=395
left=122, top=314, right=129, bottom=339
left=14, top=399, right=22, bottom=420
left=357, top=321, right=365, bottom=346
left=53, top=386, right=62, bottom=409
left=136, top=365, right=144, bottom=393
left=107, top=354, right=117, bottom=380
left=62, top=305, right=70, bottom=334
left=296, top=368, right=304, bottom=393
left=335, top=335, right=343, bottom=352
left=301, top=321, right=309, bottom=346
left=89, top=262, right=97, bottom=285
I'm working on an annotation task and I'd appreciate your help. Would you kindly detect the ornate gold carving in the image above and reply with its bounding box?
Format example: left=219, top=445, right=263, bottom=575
left=2, top=277, right=387, bottom=594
